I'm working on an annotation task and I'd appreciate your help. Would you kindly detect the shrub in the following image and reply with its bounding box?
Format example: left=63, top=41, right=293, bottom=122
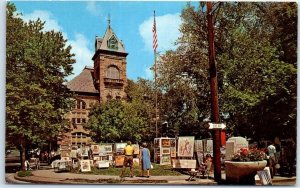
left=17, top=171, right=32, bottom=177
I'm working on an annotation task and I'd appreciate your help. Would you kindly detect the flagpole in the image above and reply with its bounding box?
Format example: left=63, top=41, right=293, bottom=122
left=153, top=10, right=158, bottom=138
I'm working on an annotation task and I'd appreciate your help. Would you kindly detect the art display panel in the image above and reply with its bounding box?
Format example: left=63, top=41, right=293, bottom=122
left=80, top=160, right=91, bottom=172
left=177, top=136, right=195, bottom=157
left=161, top=155, right=171, bottom=165
left=91, top=144, right=100, bottom=154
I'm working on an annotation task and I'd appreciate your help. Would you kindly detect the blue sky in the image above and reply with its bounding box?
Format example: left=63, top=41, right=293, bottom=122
left=12, top=1, right=198, bottom=81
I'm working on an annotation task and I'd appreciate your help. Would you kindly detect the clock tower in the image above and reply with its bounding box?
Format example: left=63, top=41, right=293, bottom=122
left=92, top=20, right=128, bottom=102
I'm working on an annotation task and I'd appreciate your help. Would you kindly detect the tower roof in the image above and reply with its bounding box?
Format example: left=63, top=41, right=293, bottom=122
left=93, top=20, right=128, bottom=60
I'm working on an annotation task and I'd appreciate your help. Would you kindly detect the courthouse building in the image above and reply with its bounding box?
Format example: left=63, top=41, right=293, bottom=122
left=57, top=21, right=128, bottom=148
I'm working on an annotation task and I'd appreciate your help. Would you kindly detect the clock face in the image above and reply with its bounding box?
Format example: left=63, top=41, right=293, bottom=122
left=108, top=35, right=118, bottom=50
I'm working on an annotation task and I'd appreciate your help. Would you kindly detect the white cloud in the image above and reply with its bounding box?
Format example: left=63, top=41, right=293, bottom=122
left=67, top=33, right=94, bottom=81
left=22, top=10, right=64, bottom=34
left=139, top=13, right=182, bottom=53
left=21, top=10, right=93, bottom=81
left=86, top=1, right=103, bottom=17
left=142, top=66, right=154, bottom=80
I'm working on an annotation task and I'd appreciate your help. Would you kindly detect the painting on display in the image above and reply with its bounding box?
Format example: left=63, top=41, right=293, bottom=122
left=170, top=139, right=176, bottom=147
left=115, top=155, right=125, bottom=167
left=195, top=140, right=203, bottom=153
left=161, top=138, right=170, bottom=147
left=82, top=146, right=89, bottom=157
left=162, top=148, right=170, bottom=154
left=115, top=143, right=127, bottom=154
left=132, top=144, right=139, bottom=155
left=91, top=145, right=100, bottom=154
left=177, top=136, right=195, bottom=157
left=170, top=147, right=176, bottom=157
left=103, top=144, right=113, bottom=153
left=161, top=155, right=171, bottom=165
left=206, top=139, right=213, bottom=153
left=80, top=160, right=91, bottom=172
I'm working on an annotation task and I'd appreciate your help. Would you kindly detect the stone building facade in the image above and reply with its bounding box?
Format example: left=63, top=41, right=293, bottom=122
left=58, top=22, right=128, bottom=149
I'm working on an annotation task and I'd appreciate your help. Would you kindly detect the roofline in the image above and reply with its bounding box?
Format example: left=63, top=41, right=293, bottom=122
left=92, top=49, right=128, bottom=60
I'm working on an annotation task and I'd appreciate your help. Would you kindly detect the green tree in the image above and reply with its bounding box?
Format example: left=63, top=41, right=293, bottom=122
left=156, top=2, right=297, bottom=141
left=6, top=3, right=75, bottom=170
left=86, top=79, right=156, bottom=143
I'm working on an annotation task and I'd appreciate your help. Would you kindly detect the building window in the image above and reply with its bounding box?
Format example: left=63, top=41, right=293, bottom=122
left=77, top=118, right=81, bottom=124
left=82, top=119, right=86, bottom=123
left=75, top=99, right=86, bottom=109
left=72, top=118, right=76, bottom=124
left=106, top=66, right=119, bottom=79
left=107, top=35, right=118, bottom=50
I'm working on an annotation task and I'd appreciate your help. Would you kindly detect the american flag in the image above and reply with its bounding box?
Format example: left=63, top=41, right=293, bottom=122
left=152, top=11, right=158, bottom=51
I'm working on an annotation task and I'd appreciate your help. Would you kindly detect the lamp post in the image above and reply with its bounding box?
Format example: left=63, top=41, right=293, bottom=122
left=162, top=121, right=169, bottom=137
left=207, top=1, right=221, bottom=183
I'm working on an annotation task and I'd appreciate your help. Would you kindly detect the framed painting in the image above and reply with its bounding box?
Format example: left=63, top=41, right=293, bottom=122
left=170, top=139, right=176, bottom=147
left=162, top=148, right=170, bottom=154
left=80, top=160, right=91, bottom=172
left=206, top=139, right=213, bottom=153
left=91, top=144, right=100, bottom=154
left=160, top=155, right=171, bottom=165
left=114, top=155, right=125, bottom=167
left=161, top=138, right=170, bottom=147
left=104, top=144, right=113, bottom=153
left=115, top=143, right=127, bottom=154
left=195, top=140, right=203, bottom=153
left=177, top=136, right=195, bottom=157
left=170, top=147, right=176, bottom=157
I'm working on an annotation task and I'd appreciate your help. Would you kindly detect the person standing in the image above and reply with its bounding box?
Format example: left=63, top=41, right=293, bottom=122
left=120, top=141, right=134, bottom=178
left=140, top=142, right=151, bottom=178
left=267, top=141, right=277, bottom=178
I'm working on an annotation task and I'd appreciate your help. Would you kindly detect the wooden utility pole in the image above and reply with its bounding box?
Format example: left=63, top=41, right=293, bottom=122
left=207, top=2, right=221, bottom=183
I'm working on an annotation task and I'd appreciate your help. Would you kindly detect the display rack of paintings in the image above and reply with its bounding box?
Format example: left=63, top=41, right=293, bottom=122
left=154, top=137, right=176, bottom=165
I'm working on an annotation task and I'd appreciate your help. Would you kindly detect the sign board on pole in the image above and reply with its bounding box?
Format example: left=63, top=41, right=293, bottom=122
left=208, top=123, right=226, bottom=129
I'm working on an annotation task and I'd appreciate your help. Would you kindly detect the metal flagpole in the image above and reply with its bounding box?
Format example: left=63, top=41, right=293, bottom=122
left=153, top=10, right=158, bottom=138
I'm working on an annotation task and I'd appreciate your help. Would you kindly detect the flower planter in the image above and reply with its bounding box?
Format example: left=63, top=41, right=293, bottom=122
left=225, top=160, right=267, bottom=185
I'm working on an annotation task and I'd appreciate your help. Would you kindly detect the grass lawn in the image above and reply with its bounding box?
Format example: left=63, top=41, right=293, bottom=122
left=72, top=163, right=184, bottom=176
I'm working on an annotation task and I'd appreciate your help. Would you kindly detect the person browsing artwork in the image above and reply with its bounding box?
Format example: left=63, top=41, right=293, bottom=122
left=120, top=141, right=134, bottom=178
left=140, top=142, right=151, bottom=178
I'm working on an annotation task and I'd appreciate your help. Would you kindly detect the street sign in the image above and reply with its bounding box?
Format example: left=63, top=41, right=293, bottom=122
left=208, top=123, right=226, bottom=129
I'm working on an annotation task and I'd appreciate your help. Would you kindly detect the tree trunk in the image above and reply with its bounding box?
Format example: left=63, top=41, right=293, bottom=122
left=20, top=139, right=26, bottom=171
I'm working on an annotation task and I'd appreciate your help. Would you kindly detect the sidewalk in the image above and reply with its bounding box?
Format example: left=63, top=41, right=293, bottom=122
left=9, top=168, right=296, bottom=185
left=11, top=169, right=217, bottom=185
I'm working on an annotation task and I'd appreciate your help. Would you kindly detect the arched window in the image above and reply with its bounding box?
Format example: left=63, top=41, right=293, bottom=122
left=106, top=66, right=119, bottom=79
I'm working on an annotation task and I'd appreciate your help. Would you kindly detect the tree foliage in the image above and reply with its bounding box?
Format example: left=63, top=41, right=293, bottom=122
left=156, top=2, right=297, bottom=141
left=86, top=78, right=156, bottom=143
left=6, top=3, right=75, bottom=169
